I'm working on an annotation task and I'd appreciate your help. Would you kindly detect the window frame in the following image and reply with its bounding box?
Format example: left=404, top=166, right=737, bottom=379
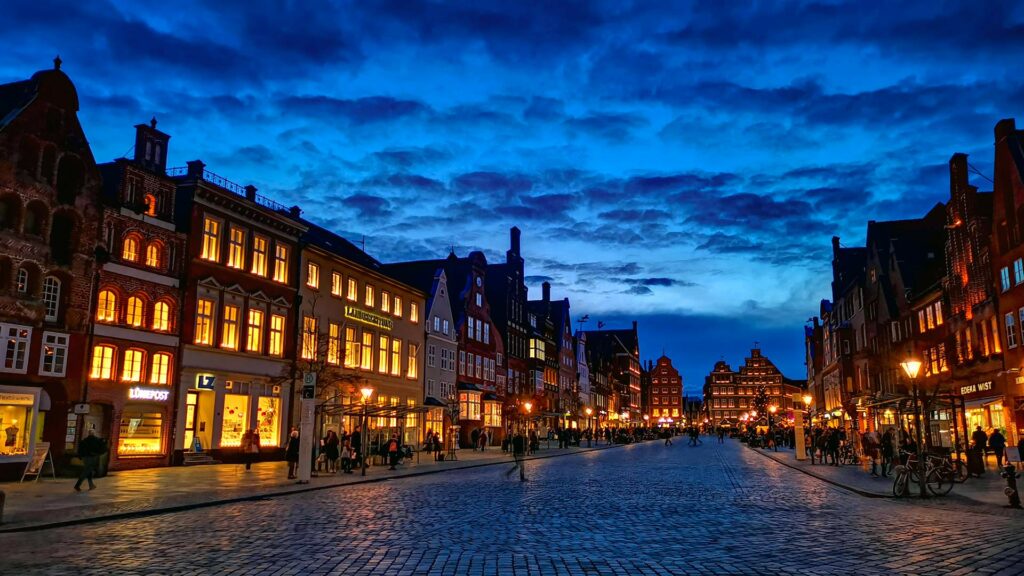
left=39, top=331, right=69, bottom=377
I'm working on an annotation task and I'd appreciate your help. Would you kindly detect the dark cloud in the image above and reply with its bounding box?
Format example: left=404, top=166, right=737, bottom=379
left=525, top=275, right=554, bottom=284
left=371, top=147, right=451, bottom=169
left=565, top=112, right=647, bottom=142
left=344, top=194, right=393, bottom=219
left=278, top=96, right=430, bottom=125
left=453, top=171, right=533, bottom=198
left=623, top=285, right=653, bottom=296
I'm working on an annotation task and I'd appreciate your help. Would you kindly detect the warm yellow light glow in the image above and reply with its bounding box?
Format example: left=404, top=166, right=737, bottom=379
left=751, top=410, right=758, bottom=417
left=360, top=387, right=374, bottom=401
left=643, top=414, right=650, bottom=421
left=769, top=405, right=778, bottom=414
left=524, top=402, right=532, bottom=413
left=901, top=358, right=922, bottom=380
left=585, top=407, right=593, bottom=416
left=802, top=394, right=813, bottom=407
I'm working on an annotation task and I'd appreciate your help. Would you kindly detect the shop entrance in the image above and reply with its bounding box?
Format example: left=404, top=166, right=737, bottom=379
left=183, top=390, right=214, bottom=452
left=82, top=403, right=112, bottom=476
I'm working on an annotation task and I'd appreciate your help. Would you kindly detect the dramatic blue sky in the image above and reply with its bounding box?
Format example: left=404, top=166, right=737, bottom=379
left=3, top=1, right=1023, bottom=393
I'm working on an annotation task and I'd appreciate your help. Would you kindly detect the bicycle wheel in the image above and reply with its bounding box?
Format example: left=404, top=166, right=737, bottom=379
left=950, top=459, right=968, bottom=483
left=892, top=471, right=909, bottom=497
left=926, top=468, right=954, bottom=496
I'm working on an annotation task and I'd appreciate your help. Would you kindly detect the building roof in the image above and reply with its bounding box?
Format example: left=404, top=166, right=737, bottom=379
left=301, top=219, right=383, bottom=272
left=0, top=79, right=36, bottom=132
left=382, top=251, right=484, bottom=320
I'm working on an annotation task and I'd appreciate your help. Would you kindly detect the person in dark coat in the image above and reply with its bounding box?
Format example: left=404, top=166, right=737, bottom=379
left=286, top=429, right=300, bottom=479
left=74, top=430, right=106, bottom=491
left=990, top=429, right=1008, bottom=468
left=323, top=430, right=340, bottom=473
left=973, top=426, right=989, bottom=469
left=241, top=429, right=261, bottom=471
left=880, top=428, right=895, bottom=477
left=505, top=431, right=527, bottom=481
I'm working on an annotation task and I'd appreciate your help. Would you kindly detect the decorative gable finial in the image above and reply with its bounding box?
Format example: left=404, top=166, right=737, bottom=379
left=53, top=55, right=62, bottom=70
left=150, top=116, right=158, bottom=129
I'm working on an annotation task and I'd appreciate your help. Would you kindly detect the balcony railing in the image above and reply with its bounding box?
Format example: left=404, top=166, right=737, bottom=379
left=166, top=166, right=295, bottom=216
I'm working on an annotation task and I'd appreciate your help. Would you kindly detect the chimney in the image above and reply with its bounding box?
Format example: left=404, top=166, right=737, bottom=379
left=510, top=226, right=521, bottom=255
left=949, top=153, right=969, bottom=195
left=996, top=118, right=1017, bottom=142
left=244, top=185, right=257, bottom=201
left=186, top=160, right=205, bottom=178
left=542, top=281, right=550, bottom=303
left=289, top=205, right=301, bottom=218
left=831, top=236, right=841, bottom=261
left=632, top=320, right=637, bottom=332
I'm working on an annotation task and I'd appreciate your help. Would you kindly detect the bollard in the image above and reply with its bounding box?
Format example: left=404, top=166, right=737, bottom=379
left=1001, top=464, right=1022, bottom=509
left=0, top=489, right=5, bottom=524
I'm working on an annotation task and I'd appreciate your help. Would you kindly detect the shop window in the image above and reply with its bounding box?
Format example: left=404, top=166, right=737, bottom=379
left=145, top=243, right=162, bottom=268
left=39, top=331, right=68, bottom=377
left=126, top=296, right=145, bottom=327
left=390, top=338, right=401, bottom=376
left=97, top=290, right=117, bottom=323
left=122, top=349, right=145, bottom=382
left=407, top=343, right=418, bottom=379
left=221, top=393, right=249, bottom=448
left=273, top=245, right=288, bottom=283
left=426, top=408, right=444, bottom=442
left=394, top=296, right=402, bottom=318
left=247, top=309, right=264, bottom=353
left=331, top=272, right=342, bottom=296
left=117, top=410, right=164, bottom=457
left=0, top=390, right=35, bottom=458
left=257, top=396, right=280, bottom=448
left=327, top=323, right=341, bottom=365
left=153, top=301, right=171, bottom=331
left=269, top=314, right=285, bottom=356
left=122, top=236, right=139, bottom=262
left=344, top=327, right=358, bottom=368
left=194, top=298, right=215, bottom=346
left=89, top=344, right=115, bottom=380
left=460, top=392, right=481, bottom=421
left=307, top=262, right=319, bottom=290
left=221, top=304, right=240, bottom=350
left=483, top=402, right=501, bottom=427
left=361, top=331, right=373, bottom=370
left=200, top=217, right=220, bottom=262
left=42, top=276, right=60, bottom=321
left=251, top=235, right=268, bottom=277
left=227, top=227, right=246, bottom=269
left=150, top=352, right=172, bottom=385
left=301, top=316, right=317, bottom=360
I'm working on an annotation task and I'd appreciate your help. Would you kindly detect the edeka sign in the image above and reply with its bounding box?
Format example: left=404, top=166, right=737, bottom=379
left=960, top=381, right=993, bottom=396
left=345, top=305, right=394, bottom=331
left=128, top=386, right=170, bottom=402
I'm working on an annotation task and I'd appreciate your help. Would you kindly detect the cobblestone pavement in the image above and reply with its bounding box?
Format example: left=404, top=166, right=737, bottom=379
left=2, top=439, right=1024, bottom=575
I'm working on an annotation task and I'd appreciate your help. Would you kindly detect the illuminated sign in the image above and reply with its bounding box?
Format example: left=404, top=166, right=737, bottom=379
left=960, top=381, right=993, bottom=396
left=0, top=392, right=34, bottom=405
left=345, top=305, right=394, bottom=331
left=196, top=373, right=216, bottom=390
left=129, top=387, right=170, bottom=402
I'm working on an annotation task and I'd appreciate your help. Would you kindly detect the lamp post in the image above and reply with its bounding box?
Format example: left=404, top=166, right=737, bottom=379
left=359, top=386, right=374, bottom=477
left=524, top=402, right=532, bottom=453
left=768, top=405, right=778, bottom=451
left=585, top=407, right=593, bottom=446
left=900, top=357, right=927, bottom=499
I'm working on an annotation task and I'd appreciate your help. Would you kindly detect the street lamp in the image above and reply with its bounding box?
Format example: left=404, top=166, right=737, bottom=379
left=585, top=407, right=594, bottom=446
left=900, top=357, right=927, bottom=499
left=768, top=405, right=779, bottom=451
left=359, top=386, right=374, bottom=477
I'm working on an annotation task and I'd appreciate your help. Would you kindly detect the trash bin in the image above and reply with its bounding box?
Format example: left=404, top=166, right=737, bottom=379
left=967, top=447, right=985, bottom=477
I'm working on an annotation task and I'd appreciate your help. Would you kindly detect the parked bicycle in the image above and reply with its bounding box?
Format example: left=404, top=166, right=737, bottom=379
left=892, top=451, right=964, bottom=497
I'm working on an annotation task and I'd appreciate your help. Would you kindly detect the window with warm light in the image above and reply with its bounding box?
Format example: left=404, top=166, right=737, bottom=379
left=411, top=302, right=419, bottom=324
left=331, top=272, right=342, bottom=296
left=407, top=343, right=418, bottom=379
left=251, top=235, right=268, bottom=277
left=194, top=298, right=215, bottom=345
left=306, top=262, right=319, bottom=290
left=269, top=314, right=285, bottom=356
left=97, top=290, right=117, bottom=323
left=246, top=309, right=264, bottom=353
left=347, top=278, right=357, bottom=301
left=200, top=217, right=220, bottom=261
left=381, top=291, right=391, bottom=313
left=221, top=304, right=240, bottom=350
left=144, top=193, right=158, bottom=216
left=378, top=335, right=388, bottom=373
left=361, top=330, right=373, bottom=370
left=344, top=327, right=358, bottom=368
left=145, top=243, right=161, bottom=268
left=273, top=245, right=288, bottom=283
left=125, top=296, right=145, bottom=327
left=365, top=284, right=375, bottom=307
left=122, top=348, right=145, bottom=382
left=152, top=301, right=170, bottom=331
left=394, top=296, right=402, bottom=317
left=150, top=352, right=171, bottom=385
left=301, top=316, right=317, bottom=360
left=122, top=236, right=139, bottom=262
left=227, top=227, right=246, bottom=269
left=390, top=338, right=401, bottom=376
left=89, top=344, right=115, bottom=380
left=327, top=322, right=341, bottom=365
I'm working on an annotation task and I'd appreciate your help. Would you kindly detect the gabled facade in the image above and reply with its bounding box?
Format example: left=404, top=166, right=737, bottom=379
left=485, top=227, right=529, bottom=427
left=649, top=355, right=682, bottom=423
left=584, top=321, right=641, bottom=425
left=527, top=282, right=559, bottom=429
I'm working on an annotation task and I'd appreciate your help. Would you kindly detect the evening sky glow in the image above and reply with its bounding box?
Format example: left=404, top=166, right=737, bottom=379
left=3, top=0, right=1023, bottom=391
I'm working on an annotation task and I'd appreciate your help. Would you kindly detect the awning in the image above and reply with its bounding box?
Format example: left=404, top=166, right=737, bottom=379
left=482, top=392, right=499, bottom=401
left=424, top=396, right=447, bottom=407
left=964, top=395, right=1003, bottom=410
left=458, top=382, right=483, bottom=392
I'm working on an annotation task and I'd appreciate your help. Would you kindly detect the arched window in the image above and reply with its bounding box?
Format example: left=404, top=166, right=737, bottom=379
left=18, top=137, right=39, bottom=176
left=126, top=296, right=145, bottom=327
left=55, top=155, right=83, bottom=205
left=150, top=352, right=172, bottom=385
left=122, top=349, right=145, bottom=382
left=42, top=276, right=61, bottom=321
left=153, top=301, right=171, bottom=331
left=144, top=194, right=158, bottom=216
left=122, top=236, right=139, bottom=262
left=96, top=290, right=117, bottom=322
left=49, top=211, right=76, bottom=265
left=16, top=268, right=28, bottom=294
left=89, top=345, right=115, bottom=380
left=145, top=243, right=161, bottom=268
left=0, top=196, right=21, bottom=231
left=23, top=201, right=47, bottom=236
left=40, top=145, right=56, bottom=185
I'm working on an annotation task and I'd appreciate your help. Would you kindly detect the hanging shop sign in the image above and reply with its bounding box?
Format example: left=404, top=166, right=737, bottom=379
left=960, top=381, right=993, bottom=396
left=195, top=373, right=216, bottom=390
left=345, top=305, right=394, bottom=331
left=128, top=386, right=171, bottom=402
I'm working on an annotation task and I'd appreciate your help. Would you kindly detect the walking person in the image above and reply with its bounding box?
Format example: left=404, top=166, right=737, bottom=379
left=286, top=429, right=300, bottom=479
left=990, top=428, right=1008, bottom=469
left=351, top=426, right=363, bottom=470
left=74, top=430, right=106, bottom=492
left=340, top=440, right=354, bottom=473
left=479, top=429, right=488, bottom=451
left=505, top=430, right=527, bottom=481
left=863, top=429, right=880, bottom=477
left=324, top=430, right=340, bottom=473
left=717, top=427, right=725, bottom=444
left=471, top=428, right=481, bottom=452
left=880, top=428, right=895, bottom=477
left=827, top=429, right=840, bottom=466
left=241, top=428, right=261, bottom=471
left=973, top=426, right=989, bottom=470
left=387, top=434, right=401, bottom=470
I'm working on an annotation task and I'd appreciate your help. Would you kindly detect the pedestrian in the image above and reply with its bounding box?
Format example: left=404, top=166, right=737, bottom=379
left=717, top=428, right=725, bottom=444
left=664, top=429, right=673, bottom=446
left=529, top=430, right=539, bottom=454
left=351, top=426, right=363, bottom=469
left=74, top=430, right=106, bottom=492
left=479, top=429, right=488, bottom=451
left=286, top=429, right=300, bottom=479
left=324, top=430, right=340, bottom=473
left=433, top=432, right=444, bottom=461
left=505, top=430, right=527, bottom=481
left=387, top=434, right=401, bottom=470
left=863, top=430, right=880, bottom=477
left=471, top=428, right=481, bottom=451
left=972, top=426, right=989, bottom=469
left=990, top=428, right=1008, bottom=469
left=880, top=428, right=894, bottom=477
left=826, top=429, right=840, bottom=466
left=340, top=440, right=354, bottom=473
left=241, top=428, right=261, bottom=471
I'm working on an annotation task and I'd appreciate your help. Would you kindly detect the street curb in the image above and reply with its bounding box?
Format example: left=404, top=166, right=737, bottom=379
left=0, top=442, right=630, bottom=534
left=745, top=445, right=890, bottom=499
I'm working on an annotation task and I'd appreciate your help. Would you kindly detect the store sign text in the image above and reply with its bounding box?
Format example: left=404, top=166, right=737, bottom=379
left=960, top=381, right=992, bottom=396
left=345, top=306, right=394, bottom=331
left=0, top=392, right=34, bottom=405
left=129, top=387, right=170, bottom=402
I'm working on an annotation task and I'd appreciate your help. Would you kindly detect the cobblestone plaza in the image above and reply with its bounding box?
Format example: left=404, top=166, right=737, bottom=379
left=3, top=440, right=1024, bottom=575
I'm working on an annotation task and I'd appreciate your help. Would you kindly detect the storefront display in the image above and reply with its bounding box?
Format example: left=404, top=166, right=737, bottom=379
left=256, top=396, right=280, bottom=448
left=0, top=388, right=38, bottom=460
left=221, top=393, right=249, bottom=448
left=117, top=409, right=164, bottom=456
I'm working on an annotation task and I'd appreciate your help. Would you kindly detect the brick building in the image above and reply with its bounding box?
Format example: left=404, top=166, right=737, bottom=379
left=485, top=227, right=530, bottom=430
left=584, top=322, right=641, bottom=426
left=0, top=60, right=103, bottom=477
left=703, top=348, right=800, bottom=428
left=648, top=355, right=682, bottom=423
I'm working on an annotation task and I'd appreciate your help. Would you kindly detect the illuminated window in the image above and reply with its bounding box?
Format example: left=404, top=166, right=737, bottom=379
left=194, top=298, right=215, bottom=345
left=247, top=309, right=264, bottom=353
left=122, top=236, right=139, bottom=262
left=459, top=392, right=481, bottom=421
left=269, top=314, right=285, bottom=356
left=331, top=272, right=342, bottom=296
left=302, top=316, right=317, bottom=360
left=145, top=243, right=161, bottom=268
left=378, top=335, right=388, bottom=373
left=153, top=301, right=171, bottom=331
left=257, top=396, right=280, bottom=448
left=273, top=244, right=288, bottom=283
left=394, top=296, right=402, bottom=317
left=391, top=338, right=401, bottom=376
left=347, top=278, right=357, bottom=301
left=365, top=284, right=375, bottom=307
left=227, top=227, right=246, bottom=269
left=381, top=291, right=391, bottom=313
left=42, top=276, right=60, bottom=321
left=221, top=304, right=240, bottom=350
left=306, top=262, right=319, bottom=290
left=407, top=343, right=418, bottom=379
left=144, top=193, right=157, bottom=216
left=200, top=217, right=220, bottom=262
left=150, top=352, right=171, bottom=385
left=117, top=410, right=163, bottom=456
left=221, top=393, right=249, bottom=448
left=97, top=290, right=117, bottom=322
left=361, top=330, right=373, bottom=370
left=122, top=348, right=145, bottom=382
left=251, top=235, right=268, bottom=277
left=125, top=296, right=145, bottom=327
left=411, top=302, right=419, bottom=324
left=529, top=338, right=545, bottom=361
left=344, top=327, right=358, bottom=368
left=90, top=344, right=115, bottom=380
left=327, top=322, right=341, bottom=365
